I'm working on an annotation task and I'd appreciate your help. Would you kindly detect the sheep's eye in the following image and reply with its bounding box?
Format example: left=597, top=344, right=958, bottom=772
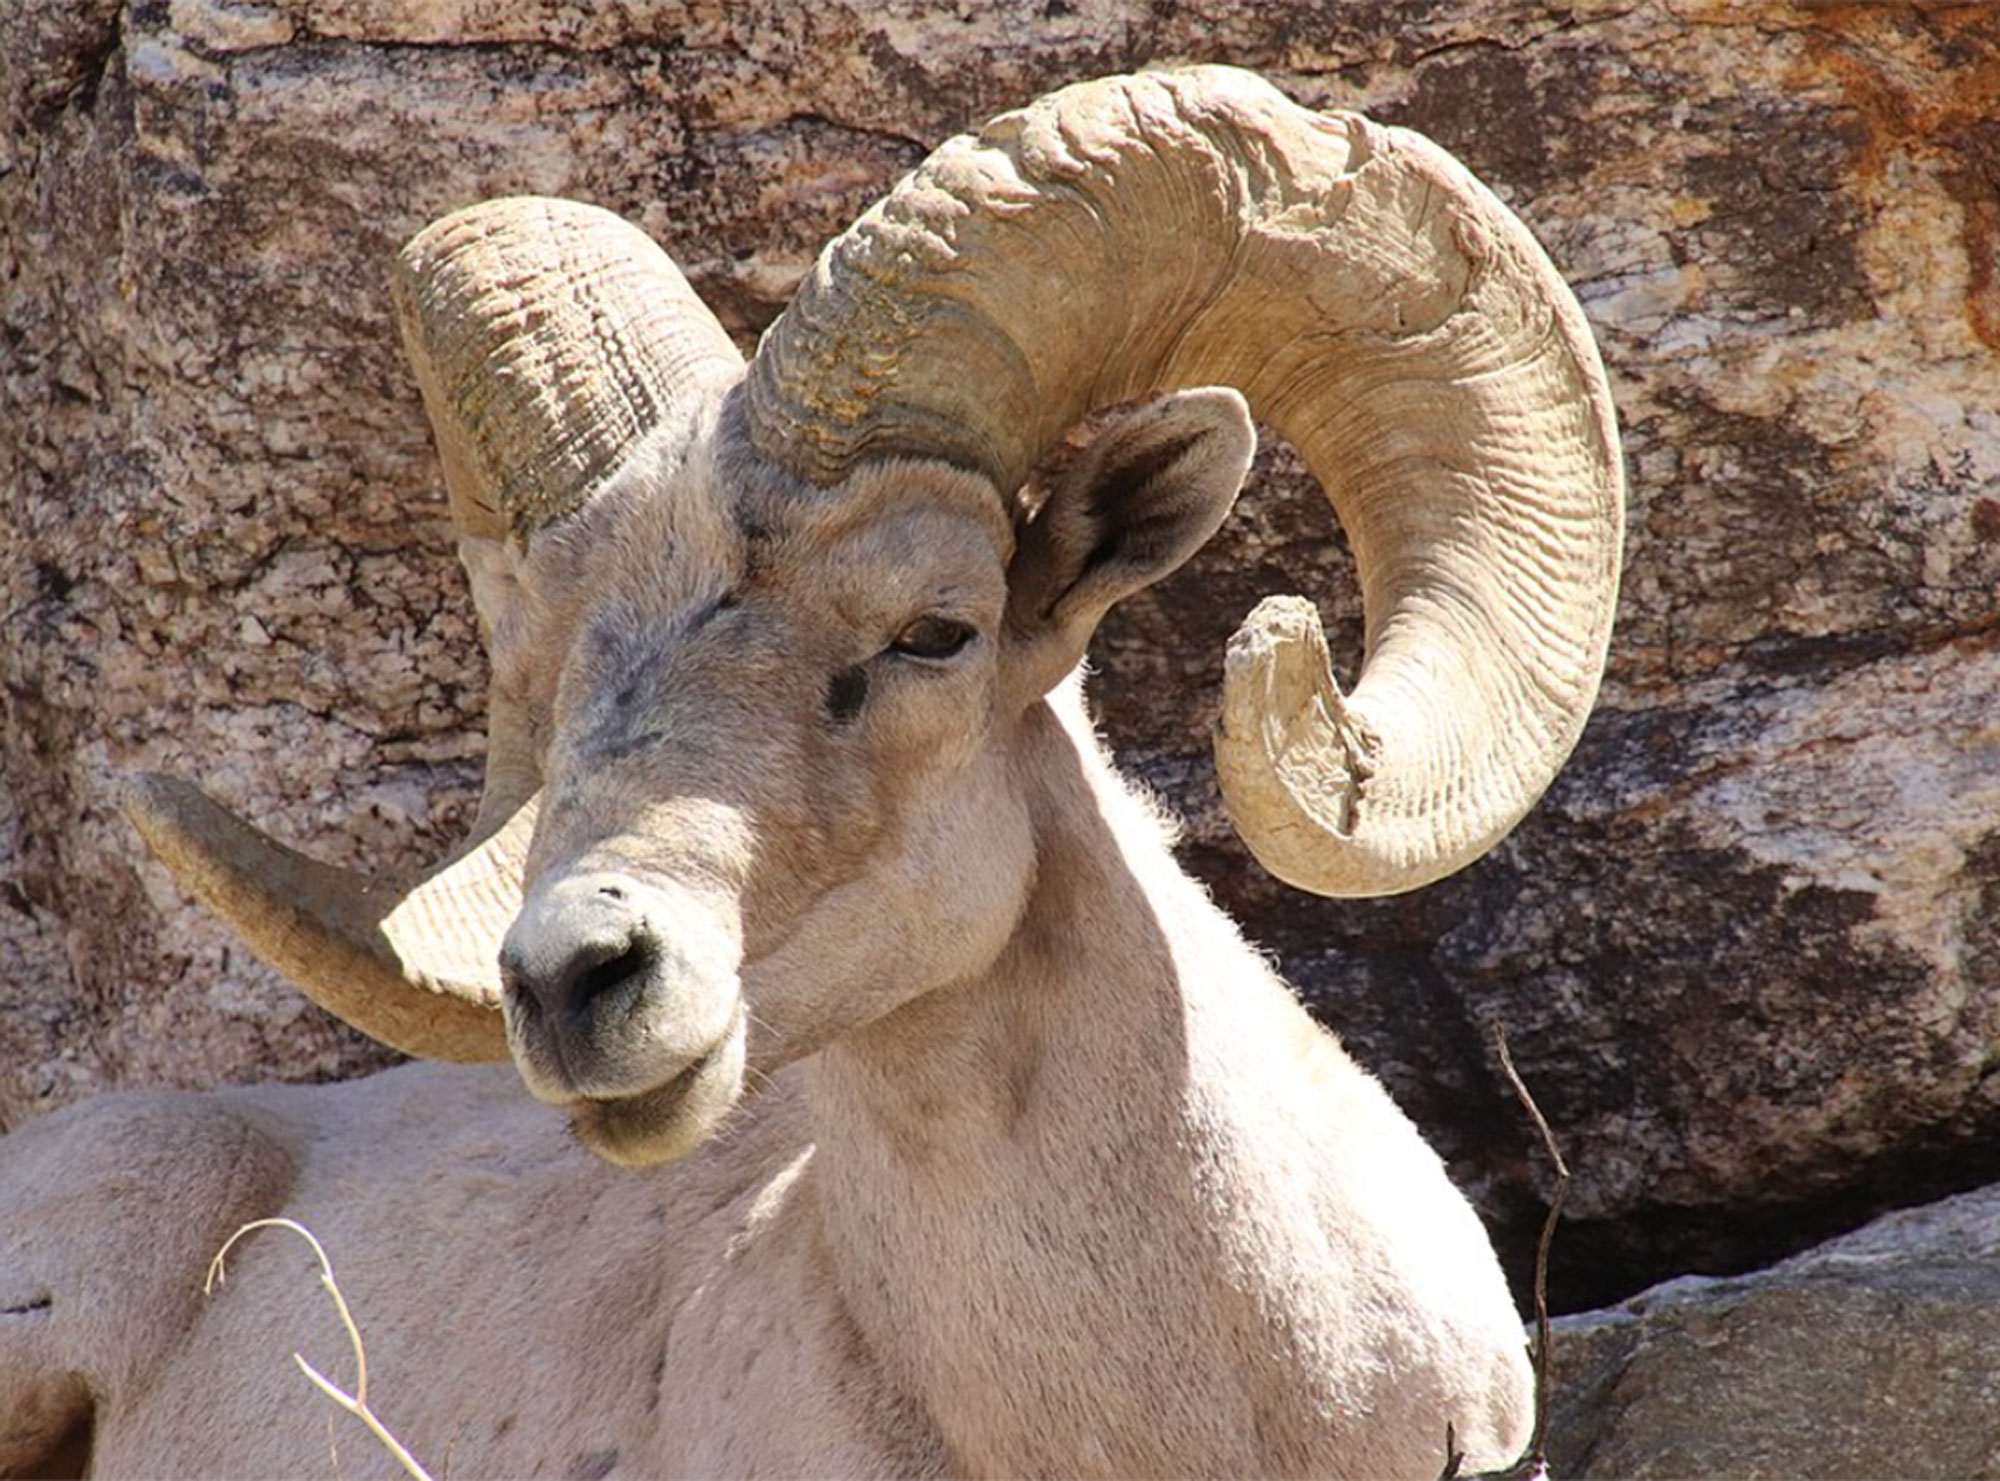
left=889, top=616, right=976, bottom=661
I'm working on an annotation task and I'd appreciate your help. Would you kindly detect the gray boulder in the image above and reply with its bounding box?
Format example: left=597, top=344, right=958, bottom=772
left=1550, top=1182, right=2000, bottom=1478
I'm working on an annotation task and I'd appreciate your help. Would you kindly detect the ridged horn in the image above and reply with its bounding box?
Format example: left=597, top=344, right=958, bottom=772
left=127, top=198, right=745, bottom=1057
left=395, top=196, right=746, bottom=544
left=125, top=775, right=529, bottom=1062
left=747, top=65, right=1623, bottom=896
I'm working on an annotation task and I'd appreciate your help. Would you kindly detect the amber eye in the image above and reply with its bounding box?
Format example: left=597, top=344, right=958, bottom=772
left=889, top=616, right=976, bottom=661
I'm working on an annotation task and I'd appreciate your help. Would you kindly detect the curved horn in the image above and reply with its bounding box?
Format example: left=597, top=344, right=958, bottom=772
left=747, top=66, right=1623, bottom=896
left=127, top=199, right=744, bottom=1058
left=396, top=197, right=744, bottom=545
left=125, top=774, right=530, bottom=1062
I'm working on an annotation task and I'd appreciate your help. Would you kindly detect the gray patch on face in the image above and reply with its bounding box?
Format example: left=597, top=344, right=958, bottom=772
left=826, top=665, right=869, bottom=724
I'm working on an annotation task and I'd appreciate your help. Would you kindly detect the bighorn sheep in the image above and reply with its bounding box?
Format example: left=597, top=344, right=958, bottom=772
left=0, top=66, right=1621, bottom=1479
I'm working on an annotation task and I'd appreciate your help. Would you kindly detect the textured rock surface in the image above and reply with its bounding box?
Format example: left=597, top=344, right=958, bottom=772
left=1548, top=1182, right=2000, bottom=1478
left=3, top=0, right=1996, bottom=1304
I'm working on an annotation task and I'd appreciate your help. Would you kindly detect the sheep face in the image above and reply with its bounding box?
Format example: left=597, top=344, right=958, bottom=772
left=493, top=394, right=1252, bottom=1166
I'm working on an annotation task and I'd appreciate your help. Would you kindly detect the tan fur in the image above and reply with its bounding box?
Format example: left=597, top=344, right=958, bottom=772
left=0, top=405, right=1534, bottom=1478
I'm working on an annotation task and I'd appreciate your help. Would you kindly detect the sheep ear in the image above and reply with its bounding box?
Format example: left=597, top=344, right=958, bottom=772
left=1002, top=388, right=1254, bottom=702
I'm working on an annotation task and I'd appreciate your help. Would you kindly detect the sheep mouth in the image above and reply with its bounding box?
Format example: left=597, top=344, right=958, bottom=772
left=565, top=1003, right=748, bottom=1168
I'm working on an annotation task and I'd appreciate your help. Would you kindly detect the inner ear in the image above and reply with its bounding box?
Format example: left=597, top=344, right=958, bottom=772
left=1002, top=387, right=1254, bottom=699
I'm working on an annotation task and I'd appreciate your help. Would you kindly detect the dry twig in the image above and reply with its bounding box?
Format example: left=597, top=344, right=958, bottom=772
left=1438, top=1025, right=1569, bottom=1481
left=206, top=1217, right=435, bottom=1481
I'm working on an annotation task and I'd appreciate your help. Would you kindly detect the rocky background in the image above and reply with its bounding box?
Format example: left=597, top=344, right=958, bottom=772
left=3, top=0, right=1995, bottom=1417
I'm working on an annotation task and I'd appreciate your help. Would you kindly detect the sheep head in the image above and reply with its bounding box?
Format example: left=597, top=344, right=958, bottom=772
left=127, top=67, right=1623, bottom=1168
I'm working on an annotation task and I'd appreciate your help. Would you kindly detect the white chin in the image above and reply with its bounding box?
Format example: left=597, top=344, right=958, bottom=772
left=566, top=1010, right=748, bottom=1168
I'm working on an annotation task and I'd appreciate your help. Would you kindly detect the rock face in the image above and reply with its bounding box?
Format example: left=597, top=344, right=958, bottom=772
left=2, top=1, right=1996, bottom=1305
left=1548, top=1183, right=2000, bottom=1479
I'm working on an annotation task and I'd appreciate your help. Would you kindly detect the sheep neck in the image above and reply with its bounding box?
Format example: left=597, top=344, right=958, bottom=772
left=803, top=697, right=1354, bottom=1477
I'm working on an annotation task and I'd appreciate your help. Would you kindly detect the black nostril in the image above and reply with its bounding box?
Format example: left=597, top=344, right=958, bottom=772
left=498, top=948, right=537, bottom=1018
left=568, top=936, right=653, bottom=1010
left=542, top=931, right=658, bottom=1026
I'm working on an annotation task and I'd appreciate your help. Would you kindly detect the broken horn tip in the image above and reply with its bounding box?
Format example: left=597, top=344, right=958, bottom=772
left=119, top=770, right=200, bottom=833
left=120, top=767, right=177, bottom=801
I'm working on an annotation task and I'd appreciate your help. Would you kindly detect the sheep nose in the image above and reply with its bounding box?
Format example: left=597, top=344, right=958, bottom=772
left=504, top=928, right=655, bottom=1027
left=499, top=881, right=655, bottom=1028
left=497, top=870, right=745, bottom=1104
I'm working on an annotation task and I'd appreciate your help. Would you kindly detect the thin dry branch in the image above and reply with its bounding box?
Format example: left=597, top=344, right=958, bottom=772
left=206, top=1217, right=436, bottom=1481
left=1439, top=1025, right=1569, bottom=1481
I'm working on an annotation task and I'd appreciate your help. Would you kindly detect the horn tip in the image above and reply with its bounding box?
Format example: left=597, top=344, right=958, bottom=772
left=120, top=770, right=211, bottom=858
